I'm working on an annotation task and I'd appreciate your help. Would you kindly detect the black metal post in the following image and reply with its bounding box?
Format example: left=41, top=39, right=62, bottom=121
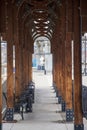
left=66, top=109, right=73, bottom=121
left=6, top=108, right=14, bottom=121
left=74, top=124, right=84, bottom=130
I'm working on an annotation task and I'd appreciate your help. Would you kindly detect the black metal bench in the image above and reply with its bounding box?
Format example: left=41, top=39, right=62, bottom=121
left=2, top=82, right=35, bottom=120
left=14, top=88, right=33, bottom=120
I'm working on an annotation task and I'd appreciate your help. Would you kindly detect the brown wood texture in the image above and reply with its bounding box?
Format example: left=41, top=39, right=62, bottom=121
left=81, top=0, right=87, bottom=32
left=73, top=0, right=83, bottom=125
left=59, top=0, right=66, bottom=101
left=14, top=7, right=22, bottom=97
left=65, top=0, right=73, bottom=109
left=28, top=52, right=32, bottom=83
left=65, top=32, right=72, bottom=109
left=0, top=0, right=6, bottom=33
left=6, top=1, right=14, bottom=108
left=81, top=0, right=87, bottom=16
left=82, top=16, right=87, bottom=32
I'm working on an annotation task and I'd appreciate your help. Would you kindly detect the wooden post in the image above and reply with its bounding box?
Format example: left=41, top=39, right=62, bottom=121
left=65, top=32, right=73, bottom=121
left=19, top=25, right=25, bottom=91
left=26, top=33, right=30, bottom=85
left=51, top=38, right=56, bottom=84
left=14, top=7, right=22, bottom=98
left=58, top=0, right=66, bottom=112
left=29, top=52, right=32, bottom=83
left=15, top=31, right=22, bottom=97
left=65, top=0, right=73, bottom=121
left=24, top=28, right=29, bottom=85
left=73, top=0, right=84, bottom=129
left=6, top=1, right=14, bottom=121
left=28, top=36, right=33, bottom=83
left=56, top=37, right=62, bottom=107
left=22, top=27, right=27, bottom=87
left=51, top=21, right=62, bottom=101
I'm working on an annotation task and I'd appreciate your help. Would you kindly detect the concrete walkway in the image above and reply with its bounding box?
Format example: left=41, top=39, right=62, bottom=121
left=2, top=71, right=87, bottom=130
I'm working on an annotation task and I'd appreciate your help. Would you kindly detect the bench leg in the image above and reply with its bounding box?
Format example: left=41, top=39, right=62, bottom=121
left=20, top=106, right=24, bottom=120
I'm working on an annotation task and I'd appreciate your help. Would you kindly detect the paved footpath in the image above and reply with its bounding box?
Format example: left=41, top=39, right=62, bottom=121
left=2, top=71, right=87, bottom=130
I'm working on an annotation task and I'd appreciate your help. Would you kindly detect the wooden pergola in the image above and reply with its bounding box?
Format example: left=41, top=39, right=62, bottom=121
left=0, top=0, right=87, bottom=130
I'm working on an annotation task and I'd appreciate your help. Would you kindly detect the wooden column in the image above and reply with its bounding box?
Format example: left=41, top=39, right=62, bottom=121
left=28, top=52, right=32, bottom=83
left=15, top=23, right=22, bottom=97
left=6, top=1, right=14, bottom=121
left=65, top=0, right=73, bottom=121
left=19, top=25, right=25, bottom=91
left=53, top=49, right=58, bottom=94
left=59, top=0, right=66, bottom=111
left=23, top=27, right=28, bottom=87
left=52, top=38, right=58, bottom=85
left=22, top=47, right=26, bottom=88
left=55, top=21, right=63, bottom=104
left=26, top=32, right=30, bottom=85
left=25, top=49, right=29, bottom=85
left=65, top=32, right=73, bottom=121
left=26, top=34, right=30, bottom=84
left=14, top=5, right=22, bottom=98
left=28, top=36, right=33, bottom=83
left=15, top=44, right=22, bottom=96
left=51, top=38, right=56, bottom=84
left=51, top=20, right=63, bottom=103
left=57, top=41, right=62, bottom=103
left=73, top=0, right=84, bottom=129
left=24, top=28, right=29, bottom=85
left=0, top=36, right=2, bottom=129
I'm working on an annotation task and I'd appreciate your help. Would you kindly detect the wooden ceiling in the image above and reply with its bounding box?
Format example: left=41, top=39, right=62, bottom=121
left=14, top=0, right=60, bottom=41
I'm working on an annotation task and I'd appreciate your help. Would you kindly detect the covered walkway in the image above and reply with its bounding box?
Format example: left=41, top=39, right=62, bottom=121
left=3, top=71, right=87, bottom=130
left=0, top=1, right=87, bottom=130
left=3, top=71, right=73, bottom=130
